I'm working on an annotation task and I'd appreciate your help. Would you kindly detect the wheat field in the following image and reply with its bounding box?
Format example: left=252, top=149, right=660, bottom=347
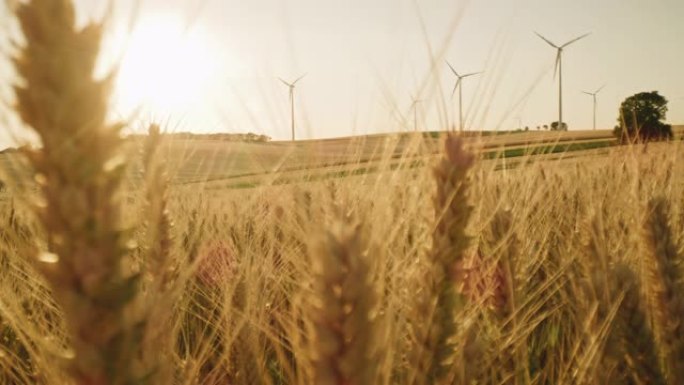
left=1, top=1, right=684, bottom=385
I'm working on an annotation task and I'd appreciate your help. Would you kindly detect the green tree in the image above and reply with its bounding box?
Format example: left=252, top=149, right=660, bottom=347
left=550, top=121, right=568, bottom=131
left=614, top=91, right=672, bottom=143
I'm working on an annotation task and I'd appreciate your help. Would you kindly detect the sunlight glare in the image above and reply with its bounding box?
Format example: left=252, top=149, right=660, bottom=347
left=112, top=15, right=219, bottom=119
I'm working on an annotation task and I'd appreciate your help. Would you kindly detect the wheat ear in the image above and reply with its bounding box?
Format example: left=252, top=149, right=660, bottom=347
left=137, top=123, right=179, bottom=384
left=307, top=214, right=379, bottom=385
left=409, top=134, right=474, bottom=385
left=12, top=1, right=142, bottom=383
left=142, top=123, right=173, bottom=285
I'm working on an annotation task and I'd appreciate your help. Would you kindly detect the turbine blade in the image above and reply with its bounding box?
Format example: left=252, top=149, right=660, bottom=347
left=446, top=61, right=459, bottom=76
left=293, top=73, right=307, bottom=85
left=582, top=91, right=593, bottom=95
left=561, top=32, right=591, bottom=48
left=462, top=71, right=482, bottom=78
left=451, top=79, right=461, bottom=98
left=596, top=84, right=606, bottom=94
left=553, top=51, right=561, bottom=80
left=535, top=32, right=559, bottom=48
left=279, top=77, right=292, bottom=87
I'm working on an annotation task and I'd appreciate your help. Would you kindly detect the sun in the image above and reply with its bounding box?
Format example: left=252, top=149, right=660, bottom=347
left=109, top=15, right=219, bottom=119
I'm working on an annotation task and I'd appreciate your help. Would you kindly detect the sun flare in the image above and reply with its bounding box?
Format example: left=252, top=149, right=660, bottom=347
left=110, top=16, right=218, bottom=118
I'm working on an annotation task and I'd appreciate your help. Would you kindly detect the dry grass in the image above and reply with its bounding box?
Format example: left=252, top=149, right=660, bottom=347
left=1, top=1, right=684, bottom=384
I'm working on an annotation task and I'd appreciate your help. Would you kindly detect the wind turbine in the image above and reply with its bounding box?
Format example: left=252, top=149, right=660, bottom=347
left=446, top=61, right=481, bottom=132
left=279, top=74, right=306, bottom=141
left=582, top=85, right=605, bottom=130
left=410, top=94, right=423, bottom=132
left=535, top=32, right=590, bottom=131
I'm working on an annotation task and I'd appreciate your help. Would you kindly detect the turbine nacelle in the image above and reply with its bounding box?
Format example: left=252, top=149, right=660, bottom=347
left=536, top=32, right=590, bottom=79
left=535, top=31, right=590, bottom=50
left=279, top=74, right=307, bottom=97
left=446, top=61, right=482, bottom=132
left=582, top=84, right=606, bottom=97
left=535, top=31, right=590, bottom=130
left=582, top=84, right=605, bottom=130
left=410, top=95, right=423, bottom=108
left=446, top=61, right=482, bottom=97
left=279, top=73, right=306, bottom=141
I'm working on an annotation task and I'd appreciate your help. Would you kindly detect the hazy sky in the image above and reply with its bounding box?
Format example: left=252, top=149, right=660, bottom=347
left=2, top=0, right=683, bottom=145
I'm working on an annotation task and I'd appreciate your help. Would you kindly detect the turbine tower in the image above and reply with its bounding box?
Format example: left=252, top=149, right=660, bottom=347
left=410, top=94, right=423, bottom=132
left=535, top=32, right=590, bottom=131
left=446, top=61, right=481, bottom=132
left=582, top=85, right=605, bottom=130
left=279, top=74, right=306, bottom=141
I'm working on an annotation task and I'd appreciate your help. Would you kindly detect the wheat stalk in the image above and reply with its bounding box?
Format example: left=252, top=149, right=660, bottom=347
left=485, top=208, right=530, bottom=384
left=409, top=134, right=474, bottom=385
left=606, top=263, right=666, bottom=385
left=643, top=196, right=684, bottom=383
left=12, top=1, right=143, bottom=383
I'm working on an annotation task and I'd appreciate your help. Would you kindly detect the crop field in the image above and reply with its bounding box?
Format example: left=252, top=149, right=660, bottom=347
left=4, top=126, right=681, bottom=193
left=2, top=1, right=684, bottom=385
left=2, top=138, right=684, bottom=385
left=2, top=124, right=684, bottom=385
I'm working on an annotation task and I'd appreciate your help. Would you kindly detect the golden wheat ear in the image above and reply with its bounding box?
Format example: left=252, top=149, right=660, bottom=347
left=408, top=134, right=475, bottom=385
left=135, top=122, right=181, bottom=383
left=305, top=213, right=380, bottom=385
left=11, top=1, right=148, bottom=383
left=142, top=123, right=173, bottom=283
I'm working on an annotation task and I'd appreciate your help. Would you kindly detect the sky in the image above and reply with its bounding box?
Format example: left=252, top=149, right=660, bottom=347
left=1, top=0, right=683, bottom=146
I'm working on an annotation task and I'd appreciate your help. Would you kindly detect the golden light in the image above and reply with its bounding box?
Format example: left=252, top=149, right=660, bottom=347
left=110, top=15, right=219, bottom=118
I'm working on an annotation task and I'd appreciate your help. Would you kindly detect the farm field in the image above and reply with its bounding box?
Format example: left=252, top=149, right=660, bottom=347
left=1, top=126, right=681, bottom=198
left=141, top=125, right=684, bottom=187
left=0, top=130, right=677, bottom=189
left=5, top=126, right=681, bottom=191
left=160, top=128, right=628, bottom=185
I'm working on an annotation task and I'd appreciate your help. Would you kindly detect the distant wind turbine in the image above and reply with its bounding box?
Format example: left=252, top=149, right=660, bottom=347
left=410, top=95, right=423, bottom=132
left=535, top=32, right=590, bottom=131
left=582, top=85, right=605, bottom=130
left=446, top=61, right=481, bottom=132
left=279, top=74, right=306, bottom=141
